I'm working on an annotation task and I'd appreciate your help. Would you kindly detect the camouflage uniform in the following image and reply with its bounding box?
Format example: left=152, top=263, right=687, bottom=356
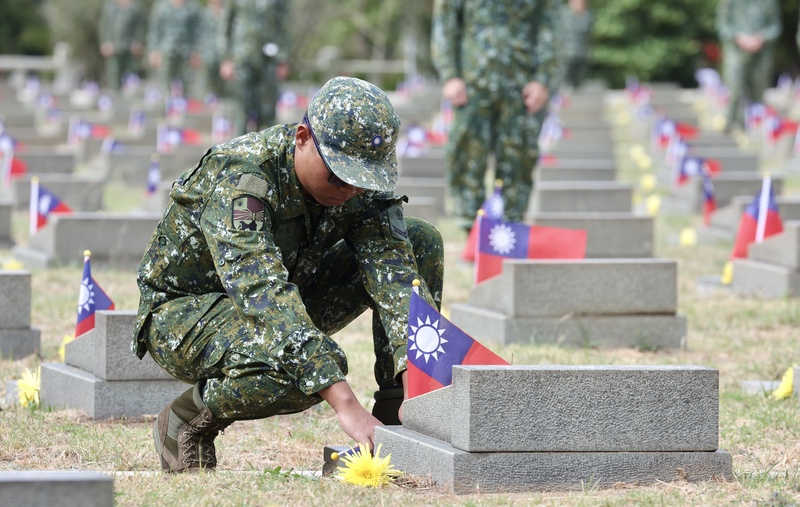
left=147, top=0, right=201, bottom=93
left=559, top=2, right=593, bottom=89
left=431, top=0, right=559, bottom=229
left=219, top=0, right=290, bottom=134
left=99, top=0, right=146, bottom=90
left=133, top=83, right=443, bottom=424
left=198, top=0, right=226, bottom=99
left=716, top=0, right=781, bottom=131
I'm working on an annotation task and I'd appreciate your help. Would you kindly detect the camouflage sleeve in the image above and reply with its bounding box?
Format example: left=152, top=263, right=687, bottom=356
left=530, top=0, right=559, bottom=88
left=217, top=3, right=235, bottom=60
left=99, top=3, right=113, bottom=43
left=431, top=0, right=463, bottom=82
left=199, top=154, right=347, bottom=395
left=346, top=199, right=436, bottom=381
left=716, top=0, right=736, bottom=42
left=760, top=0, right=781, bottom=41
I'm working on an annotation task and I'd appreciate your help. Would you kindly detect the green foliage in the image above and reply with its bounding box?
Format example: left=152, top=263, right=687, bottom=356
left=0, top=0, right=51, bottom=55
left=590, top=0, right=718, bottom=88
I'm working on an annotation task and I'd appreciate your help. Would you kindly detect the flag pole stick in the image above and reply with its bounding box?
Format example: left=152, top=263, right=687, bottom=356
left=755, top=174, right=771, bottom=243
left=29, top=176, right=39, bottom=237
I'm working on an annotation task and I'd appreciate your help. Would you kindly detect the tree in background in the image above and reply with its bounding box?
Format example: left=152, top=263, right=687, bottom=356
left=0, top=0, right=51, bottom=55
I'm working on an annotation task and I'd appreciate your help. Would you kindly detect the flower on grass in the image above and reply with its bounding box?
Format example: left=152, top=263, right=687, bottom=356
left=336, top=443, right=400, bottom=488
left=59, top=334, right=75, bottom=362
left=17, top=367, right=41, bottom=408
left=771, top=366, right=796, bottom=400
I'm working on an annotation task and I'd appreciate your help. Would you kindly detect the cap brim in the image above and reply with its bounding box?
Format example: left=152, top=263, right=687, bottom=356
left=318, top=142, right=398, bottom=193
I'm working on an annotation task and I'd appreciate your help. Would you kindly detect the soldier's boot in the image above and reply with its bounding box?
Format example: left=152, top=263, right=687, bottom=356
left=371, top=386, right=404, bottom=425
left=153, top=383, right=228, bottom=473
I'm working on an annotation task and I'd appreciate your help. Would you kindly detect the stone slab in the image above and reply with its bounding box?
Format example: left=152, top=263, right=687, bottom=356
left=0, top=328, right=41, bottom=360
left=0, top=470, right=113, bottom=507
left=375, top=426, right=733, bottom=494
left=747, top=221, right=800, bottom=269
left=0, top=270, right=32, bottom=327
left=0, top=200, right=12, bottom=248
left=394, top=177, right=446, bottom=214
left=398, top=155, right=446, bottom=178
left=466, top=259, right=677, bottom=316
left=559, top=127, right=613, bottom=144
left=406, top=365, right=719, bottom=452
left=11, top=175, right=105, bottom=211
left=403, top=386, right=452, bottom=443
left=688, top=147, right=758, bottom=173
left=39, top=362, right=189, bottom=419
left=402, top=196, right=439, bottom=225
left=449, top=304, right=687, bottom=348
left=550, top=141, right=615, bottom=158
left=529, top=181, right=633, bottom=213
left=538, top=158, right=615, bottom=171
left=741, top=380, right=781, bottom=396
left=535, top=165, right=616, bottom=182
left=94, top=310, right=177, bottom=381
left=731, top=258, right=800, bottom=298
left=669, top=174, right=784, bottom=214
left=527, top=212, right=653, bottom=257
left=15, top=212, right=161, bottom=268
left=17, top=149, right=76, bottom=175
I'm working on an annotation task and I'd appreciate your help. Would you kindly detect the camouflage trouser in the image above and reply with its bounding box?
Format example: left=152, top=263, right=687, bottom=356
left=722, top=42, right=774, bottom=131
left=104, top=50, right=136, bottom=90
left=446, top=87, right=542, bottom=230
left=564, top=56, right=589, bottom=89
left=156, top=54, right=191, bottom=94
left=144, top=217, right=443, bottom=421
left=233, top=59, right=279, bottom=135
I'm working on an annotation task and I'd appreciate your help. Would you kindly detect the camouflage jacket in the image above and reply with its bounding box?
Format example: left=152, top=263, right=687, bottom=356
left=219, top=0, right=290, bottom=65
left=99, top=0, right=146, bottom=48
left=431, top=0, right=560, bottom=92
left=147, top=0, right=200, bottom=57
left=716, top=0, right=781, bottom=43
left=559, top=5, right=593, bottom=59
left=133, top=125, right=435, bottom=396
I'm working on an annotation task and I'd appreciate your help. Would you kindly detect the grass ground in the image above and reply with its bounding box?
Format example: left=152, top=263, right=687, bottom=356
left=0, top=99, right=799, bottom=506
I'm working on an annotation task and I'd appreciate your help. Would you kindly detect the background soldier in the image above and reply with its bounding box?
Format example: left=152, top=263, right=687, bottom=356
left=219, top=0, right=291, bottom=134
left=134, top=77, right=444, bottom=472
left=198, top=0, right=226, bottom=100
left=559, top=0, right=593, bottom=90
left=431, top=0, right=560, bottom=232
left=716, top=0, right=781, bottom=133
left=99, top=0, right=146, bottom=90
left=147, top=0, right=201, bottom=95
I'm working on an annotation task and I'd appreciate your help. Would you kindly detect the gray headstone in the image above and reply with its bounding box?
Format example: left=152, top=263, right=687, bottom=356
left=529, top=181, right=633, bottom=213
left=747, top=221, right=800, bottom=269
left=0, top=271, right=33, bottom=328
left=731, top=258, right=800, bottom=298
left=528, top=212, right=653, bottom=257
left=669, top=174, right=783, bottom=214
left=398, top=154, right=446, bottom=178
left=0, top=470, right=113, bottom=507
left=0, top=200, right=12, bottom=248
left=11, top=175, right=105, bottom=211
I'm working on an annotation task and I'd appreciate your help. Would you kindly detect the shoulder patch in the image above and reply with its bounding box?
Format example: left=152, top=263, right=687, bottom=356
left=232, top=196, right=266, bottom=231
left=386, top=204, right=408, bottom=240
left=237, top=173, right=269, bottom=198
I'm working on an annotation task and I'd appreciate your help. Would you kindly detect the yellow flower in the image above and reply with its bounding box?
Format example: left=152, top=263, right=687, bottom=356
left=17, top=367, right=41, bottom=408
left=679, top=227, right=697, bottom=247
left=721, top=261, right=733, bottom=285
left=59, top=334, right=75, bottom=362
left=1, top=258, right=24, bottom=270
left=336, top=443, right=400, bottom=488
left=771, top=366, right=795, bottom=401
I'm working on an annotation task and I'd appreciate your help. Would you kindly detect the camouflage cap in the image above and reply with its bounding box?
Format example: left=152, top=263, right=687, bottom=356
left=306, top=76, right=400, bottom=192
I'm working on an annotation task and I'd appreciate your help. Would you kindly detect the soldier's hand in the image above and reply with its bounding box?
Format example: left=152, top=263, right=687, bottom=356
left=442, top=78, right=468, bottom=107
left=735, top=33, right=764, bottom=54
left=319, top=381, right=383, bottom=451
left=100, top=42, right=115, bottom=57
left=149, top=51, right=162, bottom=69
left=220, top=60, right=235, bottom=81
left=522, top=81, right=549, bottom=113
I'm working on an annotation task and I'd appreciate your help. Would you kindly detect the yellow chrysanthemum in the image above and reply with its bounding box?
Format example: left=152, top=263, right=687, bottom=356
left=679, top=227, right=697, bottom=247
left=1, top=258, right=24, bottom=270
left=59, top=334, right=75, bottom=362
left=721, top=261, right=733, bottom=285
left=17, top=367, right=41, bottom=408
left=639, top=174, right=657, bottom=193
left=771, top=366, right=796, bottom=401
left=336, top=443, right=400, bottom=488
left=645, top=195, right=661, bottom=217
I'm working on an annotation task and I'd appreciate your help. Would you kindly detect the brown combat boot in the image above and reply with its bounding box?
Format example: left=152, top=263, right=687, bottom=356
left=153, top=384, right=227, bottom=473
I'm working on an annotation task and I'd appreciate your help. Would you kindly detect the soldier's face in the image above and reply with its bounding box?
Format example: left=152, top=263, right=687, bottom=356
left=295, top=125, right=365, bottom=207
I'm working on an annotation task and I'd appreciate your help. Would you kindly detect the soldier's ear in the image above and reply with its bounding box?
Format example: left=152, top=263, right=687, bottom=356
left=295, top=124, right=312, bottom=148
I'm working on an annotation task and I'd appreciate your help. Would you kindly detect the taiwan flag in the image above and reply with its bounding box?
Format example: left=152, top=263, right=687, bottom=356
left=461, top=180, right=504, bottom=262
left=731, top=176, right=783, bottom=259
left=29, top=178, right=73, bottom=235
left=701, top=170, right=716, bottom=226
left=165, top=126, right=203, bottom=146
left=475, top=216, right=587, bottom=284
left=146, top=154, right=160, bottom=195
left=68, top=118, right=111, bottom=143
left=74, top=251, right=115, bottom=338
left=765, top=115, right=799, bottom=143
left=0, top=135, right=27, bottom=187
left=406, top=289, right=508, bottom=398
left=676, top=156, right=721, bottom=186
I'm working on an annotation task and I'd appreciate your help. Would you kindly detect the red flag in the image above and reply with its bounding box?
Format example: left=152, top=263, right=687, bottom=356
left=406, top=290, right=508, bottom=398
left=731, top=177, right=783, bottom=259
left=29, top=179, right=73, bottom=235
left=475, top=216, right=587, bottom=284
left=74, top=251, right=115, bottom=338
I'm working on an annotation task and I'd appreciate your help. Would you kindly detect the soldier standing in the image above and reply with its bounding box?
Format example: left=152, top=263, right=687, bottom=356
left=716, top=0, right=781, bottom=133
left=560, top=0, right=593, bottom=90
left=198, top=0, right=226, bottom=99
left=146, top=0, right=201, bottom=94
left=219, top=0, right=291, bottom=134
left=99, top=0, right=146, bottom=90
left=134, top=77, right=444, bottom=472
left=431, top=0, right=560, bottom=231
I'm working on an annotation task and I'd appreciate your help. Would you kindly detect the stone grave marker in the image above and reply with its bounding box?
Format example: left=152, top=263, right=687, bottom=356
left=0, top=199, right=12, bottom=248
left=377, top=365, right=732, bottom=493
left=0, top=270, right=41, bottom=359
left=731, top=221, right=800, bottom=298
left=0, top=470, right=113, bottom=507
